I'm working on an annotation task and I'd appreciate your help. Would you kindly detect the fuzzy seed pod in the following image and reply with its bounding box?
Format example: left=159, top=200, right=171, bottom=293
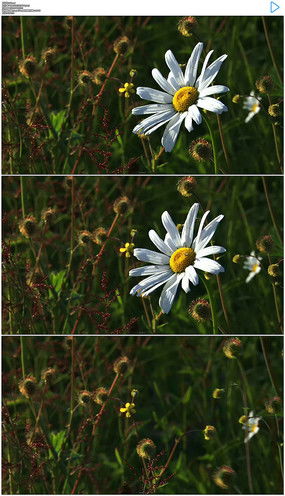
left=177, top=177, right=197, bottom=197
left=232, top=94, right=241, bottom=103
left=212, top=388, right=224, bottom=399
left=94, top=387, right=109, bottom=405
left=41, top=208, right=56, bottom=225
left=213, top=466, right=235, bottom=489
left=78, top=230, right=94, bottom=245
left=19, top=56, right=38, bottom=78
left=256, top=75, right=274, bottom=94
left=78, top=70, right=93, bottom=86
left=41, top=367, right=56, bottom=384
left=189, top=299, right=211, bottom=322
left=256, top=234, right=274, bottom=253
left=238, top=414, right=248, bottom=424
left=177, top=17, right=198, bottom=37
left=93, top=67, right=106, bottom=85
left=265, top=396, right=282, bottom=414
left=268, top=263, right=279, bottom=277
left=113, top=356, right=129, bottom=375
left=189, top=138, right=212, bottom=162
left=113, top=36, right=132, bottom=56
left=223, top=338, right=242, bottom=359
left=232, top=254, right=242, bottom=264
left=78, top=390, right=93, bottom=405
left=19, top=375, right=37, bottom=399
left=203, top=425, right=216, bottom=440
left=136, top=438, right=156, bottom=459
left=19, top=216, right=37, bottom=238
left=41, top=47, right=57, bottom=65
left=268, top=104, right=280, bottom=117
left=113, top=196, right=132, bottom=215
left=93, top=227, right=108, bottom=246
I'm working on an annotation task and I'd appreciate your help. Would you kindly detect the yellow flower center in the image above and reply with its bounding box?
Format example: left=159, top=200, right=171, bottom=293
left=251, top=103, right=259, bottom=113
left=172, top=86, right=199, bottom=112
left=252, top=263, right=259, bottom=272
left=169, top=247, right=196, bottom=273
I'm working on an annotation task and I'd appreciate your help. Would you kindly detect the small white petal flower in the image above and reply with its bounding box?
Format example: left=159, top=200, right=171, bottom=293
left=129, top=203, right=226, bottom=314
left=132, top=43, right=229, bottom=152
left=243, top=91, right=261, bottom=123
left=243, top=251, right=262, bottom=283
left=242, top=411, right=261, bottom=443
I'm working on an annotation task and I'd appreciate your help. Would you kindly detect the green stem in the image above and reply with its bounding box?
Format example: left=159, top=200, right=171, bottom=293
left=20, top=17, right=26, bottom=58
left=262, top=177, right=283, bottom=245
left=204, top=115, right=218, bottom=174
left=20, top=176, right=26, bottom=219
left=268, top=95, right=282, bottom=171
left=20, top=336, right=26, bottom=378
left=262, top=17, right=283, bottom=86
left=202, top=276, right=218, bottom=334
left=216, top=114, right=230, bottom=170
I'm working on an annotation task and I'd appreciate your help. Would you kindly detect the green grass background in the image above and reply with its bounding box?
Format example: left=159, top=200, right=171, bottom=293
left=2, top=16, right=283, bottom=174
left=2, top=336, right=283, bottom=494
left=2, top=175, right=283, bottom=334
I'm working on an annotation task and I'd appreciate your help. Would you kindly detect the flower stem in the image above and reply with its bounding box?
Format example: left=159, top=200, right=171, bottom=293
left=262, top=177, right=283, bottom=245
left=267, top=95, right=282, bottom=171
left=216, top=114, right=230, bottom=170
left=262, top=17, right=283, bottom=86
left=203, top=115, right=218, bottom=174
left=201, top=276, right=218, bottom=334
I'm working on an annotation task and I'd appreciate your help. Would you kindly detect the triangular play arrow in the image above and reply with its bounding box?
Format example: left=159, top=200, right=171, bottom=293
left=270, top=1, right=280, bottom=13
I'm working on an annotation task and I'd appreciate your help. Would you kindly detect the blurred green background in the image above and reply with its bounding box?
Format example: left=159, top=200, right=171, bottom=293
left=2, top=16, right=283, bottom=174
left=2, top=175, right=283, bottom=334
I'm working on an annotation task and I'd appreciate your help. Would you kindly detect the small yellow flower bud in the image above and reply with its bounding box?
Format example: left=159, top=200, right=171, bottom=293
left=212, top=388, right=224, bottom=399
left=232, top=254, right=242, bottom=264
left=203, top=425, right=216, bottom=440
left=232, top=94, right=241, bottom=103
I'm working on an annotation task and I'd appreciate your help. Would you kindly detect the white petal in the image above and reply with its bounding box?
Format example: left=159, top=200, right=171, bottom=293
left=133, top=248, right=170, bottom=265
left=197, top=54, right=227, bottom=90
left=164, top=232, right=177, bottom=252
left=165, top=50, right=185, bottom=87
left=245, top=111, right=255, bottom=123
left=192, top=210, right=210, bottom=250
left=181, top=203, right=200, bottom=247
left=161, top=211, right=181, bottom=248
left=133, top=110, right=176, bottom=135
left=184, top=111, right=193, bottom=132
left=130, top=270, right=172, bottom=295
left=144, top=111, right=176, bottom=136
left=148, top=229, right=173, bottom=256
left=137, top=86, right=173, bottom=103
left=142, top=272, right=174, bottom=296
left=167, top=71, right=180, bottom=91
left=194, top=257, right=224, bottom=274
left=199, top=85, right=229, bottom=98
left=159, top=273, right=183, bottom=314
left=161, top=112, right=186, bottom=152
left=193, top=214, right=224, bottom=252
left=129, top=265, right=170, bottom=277
left=181, top=273, right=190, bottom=293
left=246, top=271, right=257, bottom=283
left=152, top=68, right=176, bottom=95
left=197, top=50, right=214, bottom=89
left=184, top=42, right=204, bottom=86
left=197, top=97, right=228, bottom=114
left=185, top=265, right=199, bottom=286
left=196, top=245, right=226, bottom=258
left=188, top=104, right=202, bottom=125
left=132, top=104, right=173, bottom=115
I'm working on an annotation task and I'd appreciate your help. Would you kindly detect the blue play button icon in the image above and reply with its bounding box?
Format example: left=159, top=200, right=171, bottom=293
left=270, top=1, right=280, bottom=13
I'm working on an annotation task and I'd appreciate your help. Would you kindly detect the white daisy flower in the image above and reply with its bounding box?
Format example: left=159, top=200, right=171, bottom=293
left=129, top=203, right=226, bottom=314
left=243, top=91, right=261, bottom=123
left=242, top=411, right=261, bottom=443
left=132, top=43, right=229, bottom=152
left=243, top=251, right=262, bottom=283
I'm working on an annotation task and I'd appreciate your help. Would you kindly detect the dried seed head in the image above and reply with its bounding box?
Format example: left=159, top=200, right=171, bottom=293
left=64, top=16, right=74, bottom=29
left=212, top=388, right=224, bottom=399
left=256, top=234, right=274, bottom=253
left=177, top=176, right=197, bottom=197
left=41, top=207, right=56, bottom=224
left=213, top=466, right=235, bottom=489
left=136, top=438, right=156, bottom=459
left=78, top=230, right=94, bottom=245
left=238, top=415, right=248, bottom=424
left=113, top=36, right=132, bottom=56
left=232, top=254, right=242, bottom=264
left=19, top=56, right=38, bottom=78
left=94, top=387, right=109, bottom=405
left=223, top=338, right=242, bottom=359
left=265, top=396, right=282, bottom=414
left=177, top=16, right=198, bottom=37
left=64, top=176, right=74, bottom=188
left=232, top=94, right=241, bottom=103
left=268, top=263, right=279, bottom=277
left=41, top=367, right=56, bottom=384
left=93, top=67, right=106, bottom=85
left=93, top=227, right=108, bottom=246
left=256, top=75, right=274, bottom=94
left=189, top=138, right=212, bottom=162
left=19, top=216, right=37, bottom=238
left=268, top=104, right=281, bottom=117
left=189, top=299, right=211, bottom=322
left=78, top=390, right=93, bottom=405
left=113, top=196, right=133, bottom=215
left=203, top=425, right=216, bottom=440
left=19, top=375, right=37, bottom=399
left=113, top=355, right=130, bottom=375
left=41, top=47, right=57, bottom=65
left=78, top=70, right=93, bottom=86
